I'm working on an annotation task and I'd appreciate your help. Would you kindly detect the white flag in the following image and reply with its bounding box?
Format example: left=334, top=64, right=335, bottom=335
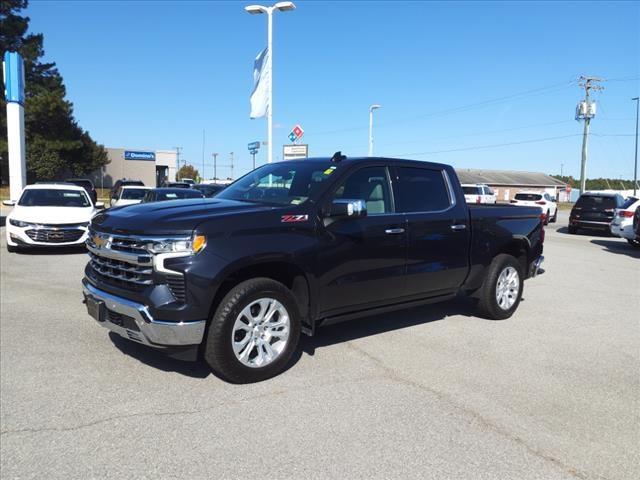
left=250, top=47, right=270, bottom=119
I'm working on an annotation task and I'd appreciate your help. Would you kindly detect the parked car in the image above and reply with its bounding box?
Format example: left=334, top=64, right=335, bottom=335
left=180, top=178, right=196, bottom=186
left=110, top=186, right=151, bottom=208
left=610, top=196, right=640, bottom=246
left=3, top=184, right=103, bottom=252
left=142, top=188, right=205, bottom=203
left=110, top=179, right=144, bottom=201
left=82, top=155, right=545, bottom=383
left=194, top=183, right=226, bottom=198
left=569, top=192, right=625, bottom=234
left=511, top=191, right=558, bottom=224
left=65, top=178, right=98, bottom=204
left=461, top=184, right=497, bottom=204
left=634, top=207, right=640, bottom=245
left=161, top=181, right=191, bottom=189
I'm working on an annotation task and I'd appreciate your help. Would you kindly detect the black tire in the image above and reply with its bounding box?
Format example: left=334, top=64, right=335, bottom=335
left=551, top=209, right=558, bottom=223
left=204, top=278, right=301, bottom=384
left=476, top=254, right=524, bottom=320
left=627, top=238, right=640, bottom=248
left=568, top=226, right=578, bottom=234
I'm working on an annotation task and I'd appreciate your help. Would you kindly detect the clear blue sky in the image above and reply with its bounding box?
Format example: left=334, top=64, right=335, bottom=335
left=26, top=0, right=639, bottom=180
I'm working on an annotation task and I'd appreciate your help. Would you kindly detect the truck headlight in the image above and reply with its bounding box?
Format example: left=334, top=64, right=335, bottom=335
left=147, top=234, right=206, bottom=255
left=9, top=218, right=35, bottom=228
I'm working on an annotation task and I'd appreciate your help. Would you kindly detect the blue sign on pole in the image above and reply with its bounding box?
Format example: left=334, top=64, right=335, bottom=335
left=3, top=52, right=25, bottom=105
left=247, top=141, right=261, bottom=151
left=124, top=151, right=155, bottom=161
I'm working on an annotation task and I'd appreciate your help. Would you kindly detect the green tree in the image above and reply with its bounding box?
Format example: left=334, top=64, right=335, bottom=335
left=177, top=164, right=200, bottom=182
left=0, top=0, right=107, bottom=183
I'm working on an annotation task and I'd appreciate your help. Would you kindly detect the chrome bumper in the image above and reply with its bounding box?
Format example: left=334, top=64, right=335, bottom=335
left=530, top=255, right=545, bottom=278
left=82, top=282, right=205, bottom=347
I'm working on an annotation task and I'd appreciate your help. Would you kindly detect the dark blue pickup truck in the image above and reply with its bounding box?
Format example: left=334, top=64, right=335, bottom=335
left=82, top=155, right=545, bottom=383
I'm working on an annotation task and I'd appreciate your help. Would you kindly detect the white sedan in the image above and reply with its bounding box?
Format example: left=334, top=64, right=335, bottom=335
left=4, top=183, right=104, bottom=252
left=511, top=191, right=558, bottom=224
left=610, top=196, right=639, bottom=246
left=461, top=184, right=497, bottom=204
left=110, top=185, right=151, bottom=208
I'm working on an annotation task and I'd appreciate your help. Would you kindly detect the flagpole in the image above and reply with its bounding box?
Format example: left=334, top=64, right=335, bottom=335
left=267, top=8, right=273, bottom=164
left=245, top=2, right=296, bottom=165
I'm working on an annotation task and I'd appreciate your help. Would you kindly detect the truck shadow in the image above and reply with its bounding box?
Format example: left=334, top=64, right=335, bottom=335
left=298, top=297, right=478, bottom=358
left=590, top=239, right=640, bottom=259
left=107, top=297, right=484, bottom=380
left=556, top=226, right=611, bottom=237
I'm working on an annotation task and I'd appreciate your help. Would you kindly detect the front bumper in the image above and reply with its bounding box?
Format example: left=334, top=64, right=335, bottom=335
left=6, top=223, right=89, bottom=247
left=82, top=280, right=206, bottom=347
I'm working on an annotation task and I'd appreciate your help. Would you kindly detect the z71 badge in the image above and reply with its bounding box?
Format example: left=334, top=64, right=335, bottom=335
left=281, top=214, right=309, bottom=223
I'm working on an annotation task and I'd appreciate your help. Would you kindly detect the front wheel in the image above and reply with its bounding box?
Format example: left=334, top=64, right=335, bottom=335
left=550, top=209, right=558, bottom=223
left=204, top=278, right=301, bottom=383
left=568, top=226, right=578, bottom=234
left=476, top=254, right=524, bottom=320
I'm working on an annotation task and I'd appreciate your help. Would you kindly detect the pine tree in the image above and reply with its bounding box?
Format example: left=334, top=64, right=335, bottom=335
left=0, top=0, right=107, bottom=183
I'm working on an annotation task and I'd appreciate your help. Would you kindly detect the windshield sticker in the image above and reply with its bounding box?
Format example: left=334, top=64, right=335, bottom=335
left=323, top=166, right=337, bottom=175
left=281, top=214, right=309, bottom=223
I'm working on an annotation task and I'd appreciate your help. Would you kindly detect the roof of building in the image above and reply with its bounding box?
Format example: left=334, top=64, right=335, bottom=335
left=454, top=168, right=566, bottom=187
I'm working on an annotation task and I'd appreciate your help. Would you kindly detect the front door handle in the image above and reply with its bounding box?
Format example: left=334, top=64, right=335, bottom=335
left=385, top=228, right=405, bottom=235
left=450, top=224, right=467, bottom=231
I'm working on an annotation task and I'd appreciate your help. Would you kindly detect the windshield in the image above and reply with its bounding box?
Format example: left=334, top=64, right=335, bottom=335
left=18, top=189, right=91, bottom=207
left=216, top=162, right=337, bottom=205
left=462, top=186, right=481, bottom=195
left=515, top=193, right=542, bottom=201
left=121, top=188, right=148, bottom=200
left=157, top=190, right=203, bottom=201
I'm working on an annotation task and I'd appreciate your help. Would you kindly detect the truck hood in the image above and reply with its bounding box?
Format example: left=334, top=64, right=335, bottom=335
left=9, top=205, right=96, bottom=225
left=91, top=198, right=276, bottom=235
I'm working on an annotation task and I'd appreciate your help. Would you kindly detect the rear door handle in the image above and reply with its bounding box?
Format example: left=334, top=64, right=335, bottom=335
left=450, top=224, right=467, bottom=231
left=385, top=228, right=405, bottom=235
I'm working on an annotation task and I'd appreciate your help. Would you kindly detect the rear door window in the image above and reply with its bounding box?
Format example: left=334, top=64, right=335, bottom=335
left=394, top=167, right=451, bottom=212
left=621, top=197, right=639, bottom=209
left=462, top=186, right=480, bottom=195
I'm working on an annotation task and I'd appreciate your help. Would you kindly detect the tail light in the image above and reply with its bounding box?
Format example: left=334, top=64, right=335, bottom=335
left=476, top=196, right=481, bottom=204
left=535, top=200, right=546, bottom=205
left=620, top=210, right=635, bottom=218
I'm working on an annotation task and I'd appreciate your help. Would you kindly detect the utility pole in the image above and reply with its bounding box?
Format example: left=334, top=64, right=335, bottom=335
left=201, top=129, right=205, bottom=181
left=576, top=76, right=603, bottom=195
left=561, top=163, right=564, bottom=177
left=632, top=97, right=639, bottom=196
left=212, top=153, right=218, bottom=180
left=229, top=152, right=234, bottom=180
left=174, top=146, right=183, bottom=181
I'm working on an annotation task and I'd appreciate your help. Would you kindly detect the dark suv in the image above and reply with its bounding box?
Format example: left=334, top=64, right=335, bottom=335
left=569, top=192, right=625, bottom=234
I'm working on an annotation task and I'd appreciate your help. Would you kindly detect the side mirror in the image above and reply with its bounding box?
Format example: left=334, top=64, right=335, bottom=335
left=551, top=197, right=557, bottom=202
left=95, top=201, right=105, bottom=209
left=2, top=200, right=16, bottom=206
left=329, top=199, right=367, bottom=219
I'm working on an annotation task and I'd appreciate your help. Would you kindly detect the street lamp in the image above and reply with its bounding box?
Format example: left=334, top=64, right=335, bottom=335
left=632, top=97, right=639, bottom=196
left=368, top=104, right=381, bottom=156
left=245, top=2, right=296, bottom=164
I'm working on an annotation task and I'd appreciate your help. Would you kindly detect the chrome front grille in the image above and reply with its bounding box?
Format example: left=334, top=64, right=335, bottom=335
left=26, top=228, right=85, bottom=243
left=88, top=251, right=153, bottom=287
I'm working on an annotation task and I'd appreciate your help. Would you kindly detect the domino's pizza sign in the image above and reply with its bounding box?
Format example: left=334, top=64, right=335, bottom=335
left=124, top=151, right=155, bottom=161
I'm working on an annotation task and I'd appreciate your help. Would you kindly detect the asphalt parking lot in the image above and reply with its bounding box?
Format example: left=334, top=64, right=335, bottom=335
left=1, top=210, right=638, bottom=480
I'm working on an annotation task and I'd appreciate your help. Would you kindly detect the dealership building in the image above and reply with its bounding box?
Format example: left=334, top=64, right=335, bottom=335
left=90, top=147, right=178, bottom=188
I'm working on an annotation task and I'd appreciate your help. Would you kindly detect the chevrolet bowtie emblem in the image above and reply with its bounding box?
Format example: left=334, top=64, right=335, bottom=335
left=93, top=234, right=110, bottom=248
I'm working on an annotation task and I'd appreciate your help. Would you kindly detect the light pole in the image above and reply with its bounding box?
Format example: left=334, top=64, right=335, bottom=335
left=245, top=2, right=296, bottom=164
left=368, top=104, right=381, bottom=156
left=632, top=97, right=639, bottom=196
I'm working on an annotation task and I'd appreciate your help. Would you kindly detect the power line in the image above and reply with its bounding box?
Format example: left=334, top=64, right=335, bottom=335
left=313, top=79, right=576, bottom=136
left=391, top=134, right=583, bottom=158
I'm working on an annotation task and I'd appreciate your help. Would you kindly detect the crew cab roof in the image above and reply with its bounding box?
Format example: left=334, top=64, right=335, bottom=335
left=285, top=156, right=450, bottom=170
left=24, top=183, right=87, bottom=191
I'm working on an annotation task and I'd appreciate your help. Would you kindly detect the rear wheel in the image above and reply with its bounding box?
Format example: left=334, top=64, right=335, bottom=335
left=568, top=226, right=578, bottom=234
left=550, top=209, right=558, bottom=223
left=204, top=278, right=301, bottom=383
left=476, top=254, right=523, bottom=320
